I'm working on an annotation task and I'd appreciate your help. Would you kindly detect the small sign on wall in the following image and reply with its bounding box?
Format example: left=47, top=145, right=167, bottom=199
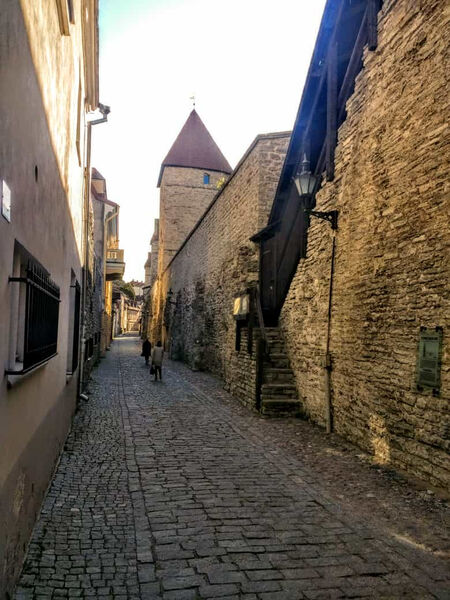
left=416, top=326, right=443, bottom=395
left=1, top=180, right=11, bottom=222
left=233, top=293, right=250, bottom=320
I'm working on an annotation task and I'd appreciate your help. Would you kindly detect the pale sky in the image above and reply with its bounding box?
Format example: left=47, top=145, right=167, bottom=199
left=91, top=0, right=327, bottom=281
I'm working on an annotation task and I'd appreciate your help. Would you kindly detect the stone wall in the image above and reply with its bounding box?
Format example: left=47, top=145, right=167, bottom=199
left=152, top=133, right=290, bottom=408
left=227, top=327, right=260, bottom=411
left=280, top=0, right=450, bottom=488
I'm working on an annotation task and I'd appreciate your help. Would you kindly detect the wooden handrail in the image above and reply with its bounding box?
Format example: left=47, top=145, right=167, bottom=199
left=254, top=285, right=268, bottom=351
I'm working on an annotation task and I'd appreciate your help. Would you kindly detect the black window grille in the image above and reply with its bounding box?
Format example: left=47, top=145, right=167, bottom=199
left=8, top=261, right=60, bottom=373
left=71, top=281, right=80, bottom=373
left=24, top=262, right=60, bottom=370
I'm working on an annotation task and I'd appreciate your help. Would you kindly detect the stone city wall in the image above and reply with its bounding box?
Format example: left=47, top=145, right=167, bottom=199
left=153, top=133, right=290, bottom=407
left=280, top=0, right=450, bottom=488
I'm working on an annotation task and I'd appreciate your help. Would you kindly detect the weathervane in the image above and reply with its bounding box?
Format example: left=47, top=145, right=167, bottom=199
left=189, top=94, right=196, bottom=109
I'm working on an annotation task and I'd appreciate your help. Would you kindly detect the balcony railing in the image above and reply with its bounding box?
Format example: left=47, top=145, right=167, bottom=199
left=106, top=248, right=125, bottom=280
left=106, top=248, right=124, bottom=262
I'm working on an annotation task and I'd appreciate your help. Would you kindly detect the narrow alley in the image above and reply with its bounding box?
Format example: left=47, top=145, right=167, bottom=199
left=15, top=335, right=449, bottom=599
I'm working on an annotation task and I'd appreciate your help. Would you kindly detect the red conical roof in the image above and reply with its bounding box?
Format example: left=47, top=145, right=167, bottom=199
left=157, top=110, right=232, bottom=186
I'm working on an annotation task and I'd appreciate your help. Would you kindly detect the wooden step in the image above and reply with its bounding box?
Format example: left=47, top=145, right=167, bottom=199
left=265, top=354, right=290, bottom=368
left=259, top=327, right=299, bottom=417
left=267, top=344, right=284, bottom=353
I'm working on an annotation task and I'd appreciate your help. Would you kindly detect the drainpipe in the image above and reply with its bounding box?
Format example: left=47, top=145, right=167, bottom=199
left=78, top=103, right=110, bottom=395
left=324, top=233, right=336, bottom=433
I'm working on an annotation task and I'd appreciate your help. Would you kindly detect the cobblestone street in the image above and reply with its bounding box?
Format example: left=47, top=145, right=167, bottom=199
left=16, top=335, right=449, bottom=599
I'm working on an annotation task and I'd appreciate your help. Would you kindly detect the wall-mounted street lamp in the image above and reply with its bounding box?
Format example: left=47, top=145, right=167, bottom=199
left=293, top=154, right=338, bottom=230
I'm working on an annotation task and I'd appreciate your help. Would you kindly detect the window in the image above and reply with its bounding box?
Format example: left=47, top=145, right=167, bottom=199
left=1, top=179, right=11, bottom=222
left=203, top=173, right=210, bottom=185
left=7, top=243, right=60, bottom=375
left=67, top=271, right=80, bottom=375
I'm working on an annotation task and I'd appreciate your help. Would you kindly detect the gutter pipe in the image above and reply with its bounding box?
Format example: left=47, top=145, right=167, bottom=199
left=324, top=233, right=336, bottom=433
left=78, top=103, right=110, bottom=396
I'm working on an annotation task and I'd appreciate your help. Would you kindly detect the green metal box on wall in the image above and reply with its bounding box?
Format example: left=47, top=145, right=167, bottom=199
left=416, top=327, right=443, bottom=396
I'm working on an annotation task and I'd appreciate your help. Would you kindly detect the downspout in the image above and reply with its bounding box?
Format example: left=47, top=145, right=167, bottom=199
left=324, top=233, right=336, bottom=433
left=79, top=103, right=110, bottom=395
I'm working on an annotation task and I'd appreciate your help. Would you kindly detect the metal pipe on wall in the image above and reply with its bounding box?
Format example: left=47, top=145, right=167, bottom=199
left=324, top=234, right=337, bottom=433
left=78, top=104, right=109, bottom=396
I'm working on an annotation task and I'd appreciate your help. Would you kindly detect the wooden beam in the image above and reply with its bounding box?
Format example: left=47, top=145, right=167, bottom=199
left=338, top=11, right=368, bottom=121
left=326, top=43, right=338, bottom=181
left=367, top=0, right=379, bottom=51
left=302, top=1, right=348, bottom=148
left=315, top=9, right=369, bottom=177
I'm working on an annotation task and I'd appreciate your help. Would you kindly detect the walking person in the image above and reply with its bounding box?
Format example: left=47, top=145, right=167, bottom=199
left=151, top=341, right=164, bottom=381
left=141, top=337, right=151, bottom=366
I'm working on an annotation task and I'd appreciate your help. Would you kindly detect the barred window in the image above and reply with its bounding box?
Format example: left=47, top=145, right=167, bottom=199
left=8, top=244, right=60, bottom=375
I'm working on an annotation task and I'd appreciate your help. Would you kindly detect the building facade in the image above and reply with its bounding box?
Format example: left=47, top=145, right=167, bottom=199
left=0, top=0, right=99, bottom=594
left=142, top=220, right=160, bottom=338
left=90, top=171, right=125, bottom=355
left=81, top=168, right=125, bottom=383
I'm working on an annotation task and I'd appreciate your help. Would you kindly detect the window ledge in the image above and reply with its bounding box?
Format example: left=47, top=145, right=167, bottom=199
left=6, top=360, right=49, bottom=389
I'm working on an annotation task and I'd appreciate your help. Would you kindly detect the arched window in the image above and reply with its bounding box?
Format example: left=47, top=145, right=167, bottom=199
left=203, top=173, right=210, bottom=185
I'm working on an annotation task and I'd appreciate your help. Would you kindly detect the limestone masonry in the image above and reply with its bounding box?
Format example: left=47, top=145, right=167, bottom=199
left=280, top=0, right=449, bottom=488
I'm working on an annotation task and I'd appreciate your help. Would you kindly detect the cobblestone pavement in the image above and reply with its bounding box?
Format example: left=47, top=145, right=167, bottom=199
left=16, top=335, right=450, bottom=599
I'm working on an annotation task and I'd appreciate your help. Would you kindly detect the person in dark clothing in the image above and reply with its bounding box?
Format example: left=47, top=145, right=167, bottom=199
left=151, top=340, right=164, bottom=381
left=142, top=338, right=151, bottom=365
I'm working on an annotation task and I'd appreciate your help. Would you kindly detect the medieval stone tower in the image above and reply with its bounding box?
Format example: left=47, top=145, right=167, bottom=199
left=156, top=109, right=232, bottom=276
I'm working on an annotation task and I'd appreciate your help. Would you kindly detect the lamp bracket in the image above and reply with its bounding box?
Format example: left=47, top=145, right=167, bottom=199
left=304, top=209, right=338, bottom=230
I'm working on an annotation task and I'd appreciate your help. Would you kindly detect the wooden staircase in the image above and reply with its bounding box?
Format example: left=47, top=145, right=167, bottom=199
left=260, top=327, right=301, bottom=417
